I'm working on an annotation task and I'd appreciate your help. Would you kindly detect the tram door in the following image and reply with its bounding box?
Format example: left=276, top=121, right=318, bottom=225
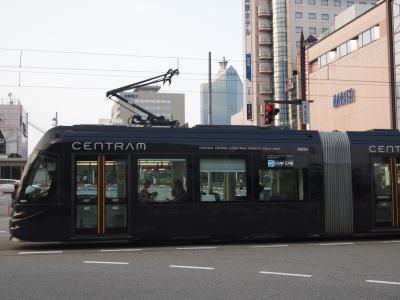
left=74, top=155, right=128, bottom=236
left=373, top=158, right=400, bottom=227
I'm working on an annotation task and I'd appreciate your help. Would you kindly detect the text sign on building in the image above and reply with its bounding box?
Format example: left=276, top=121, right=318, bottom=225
left=333, top=88, right=355, bottom=108
left=246, top=54, right=252, bottom=82
left=247, top=103, right=253, bottom=120
left=244, top=0, right=253, bottom=120
left=245, top=0, right=251, bottom=36
left=302, top=101, right=309, bottom=125
left=0, top=130, right=5, bottom=154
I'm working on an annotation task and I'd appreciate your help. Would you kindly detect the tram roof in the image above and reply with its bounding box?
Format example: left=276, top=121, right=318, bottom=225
left=33, top=125, right=400, bottom=152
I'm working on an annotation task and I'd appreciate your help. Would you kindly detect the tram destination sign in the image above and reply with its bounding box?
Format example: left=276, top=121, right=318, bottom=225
left=72, top=141, right=147, bottom=151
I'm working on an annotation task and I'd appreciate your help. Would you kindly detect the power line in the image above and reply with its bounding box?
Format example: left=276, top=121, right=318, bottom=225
left=0, top=83, right=393, bottom=99
left=2, top=46, right=390, bottom=68
left=0, top=68, right=393, bottom=86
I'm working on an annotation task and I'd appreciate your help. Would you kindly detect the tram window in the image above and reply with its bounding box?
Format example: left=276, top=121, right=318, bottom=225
left=105, top=159, right=127, bottom=199
left=258, top=157, right=307, bottom=201
left=22, top=153, right=58, bottom=203
left=199, top=158, right=247, bottom=202
left=373, top=161, right=392, bottom=223
left=137, top=159, right=187, bottom=203
left=76, top=160, right=98, bottom=198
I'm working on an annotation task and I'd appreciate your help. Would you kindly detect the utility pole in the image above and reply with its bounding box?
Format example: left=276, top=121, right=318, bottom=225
left=208, top=51, right=212, bottom=125
left=299, top=32, right=306, bottom=130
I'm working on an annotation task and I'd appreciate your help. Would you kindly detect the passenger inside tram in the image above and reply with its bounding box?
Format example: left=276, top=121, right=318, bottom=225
left=138, top=180, right=158, bottom=202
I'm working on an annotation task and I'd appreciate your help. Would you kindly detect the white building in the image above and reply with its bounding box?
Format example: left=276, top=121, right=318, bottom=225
left=111, top=86, right=185, bottom=126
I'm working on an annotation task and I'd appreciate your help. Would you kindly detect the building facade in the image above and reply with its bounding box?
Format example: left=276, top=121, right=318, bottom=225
left=200, top=59, right=243, bottom=125
left=0, top=97, right=28, bottom=179
left=238, top=0, right=377, bottom=127
left=305, top=1, right=393, bottom=131
left=111, top=86, right=185, bottom=126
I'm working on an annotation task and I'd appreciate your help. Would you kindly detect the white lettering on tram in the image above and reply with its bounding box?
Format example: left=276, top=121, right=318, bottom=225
left=71, top=142, right=147, bottom=151
left=369, top=145, right=400, bottom=153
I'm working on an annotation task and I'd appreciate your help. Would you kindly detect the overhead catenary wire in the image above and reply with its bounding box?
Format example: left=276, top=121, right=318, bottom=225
left=0, top=83, right=392, bottom=100
left=0, top=47, right=392, bottom=69
left=0, top=68, right=393, bottom=86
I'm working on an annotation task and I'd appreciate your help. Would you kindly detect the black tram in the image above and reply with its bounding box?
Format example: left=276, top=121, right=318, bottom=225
left=9, top=125, right=400, bottom=242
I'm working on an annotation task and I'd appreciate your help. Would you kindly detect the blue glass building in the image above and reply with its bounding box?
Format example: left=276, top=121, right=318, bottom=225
left=200, top=59, right=243, bottom=125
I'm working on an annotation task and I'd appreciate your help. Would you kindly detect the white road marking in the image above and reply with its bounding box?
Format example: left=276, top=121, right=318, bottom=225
left=378, top=240, right=400, bottom=244
left=0, top=230, right=7, bottom=233
left=176, top=246, right=217, bottom=250
left=316, top=242, right=355, bottom=246
left=100, top=248, right=143, bottom=252
left=19, top=251, right=63, bottom=255
left=83, top=261, right=129, bottom=265
left=249, top=244, right=288, bottom=248
left=259, top=271, right=312, bottom=278
left=366, top=280, right=400, bottom=286
left=169, top=265, right=215, bottom=270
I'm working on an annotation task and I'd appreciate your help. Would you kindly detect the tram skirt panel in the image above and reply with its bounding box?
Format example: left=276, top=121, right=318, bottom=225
left=319, top=132, right=353, bottom=236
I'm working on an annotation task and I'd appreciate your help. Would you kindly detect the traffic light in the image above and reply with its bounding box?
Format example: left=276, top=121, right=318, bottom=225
left=264, top=104, right=279, bottom=125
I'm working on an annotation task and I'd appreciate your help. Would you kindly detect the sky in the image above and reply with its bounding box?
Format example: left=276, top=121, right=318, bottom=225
left=0, top=0, right=244, bottom=154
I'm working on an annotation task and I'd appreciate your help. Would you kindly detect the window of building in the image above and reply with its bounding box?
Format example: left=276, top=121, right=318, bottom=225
left=295, top=12, right=303, bottom=18
left=308, top=0, right=316, bottom=5
left=137, top=158, right=188, bottom=203
left=309, top=13, right=316, bottom=19
left=346, top=39, right=358, bottom=53
left=309, top=27, right=316, bottom=34
left=296, top=0, right=302, bottom=3
left=322, top=27, right=328, bottom=33
left=371, top=25, right=380, bottom=41
left=347, top=1, right=354, bottom=6
left=322, top=14, right=329, bottom=20
left=334, top=0, right=341, bottom=7
left=360, top=29, right=372, bottom=47
left=359, top=26, right=379, bottom=47
left=318, top=53, right=328, bottom=67
left=200, top=158, right=247, bottom=202
left=321, top=0, right=328, bottom=5
left=296, top=41, right=302, bottom=48
left=338, top=42, right=347, bottom=58
left=257, top=156, right=308, bottom=201
left=360, top=1, right=366, bottom=5
left=296, top=26, right=303, bottom=33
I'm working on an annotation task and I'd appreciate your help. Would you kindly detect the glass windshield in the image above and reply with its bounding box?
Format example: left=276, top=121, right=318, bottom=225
left=21, top=152, right=58, bottom=203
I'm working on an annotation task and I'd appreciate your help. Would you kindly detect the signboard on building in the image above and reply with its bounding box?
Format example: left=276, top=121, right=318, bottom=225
left=302, top=101, right=309, bottom=125
left=246, top=103, right=253, bottom=120
left=245, top=0, right=253, bottom=120
left=332, top=88, right=355, bottom=108
left=0, top=130, right=5, bottom=154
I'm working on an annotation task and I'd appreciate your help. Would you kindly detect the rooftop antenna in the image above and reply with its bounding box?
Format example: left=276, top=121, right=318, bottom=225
left=106, top=69, right=180, bottom=127
left=52, top=112, right=58, bottom=126
left=8, top=92, right=13, bottom=105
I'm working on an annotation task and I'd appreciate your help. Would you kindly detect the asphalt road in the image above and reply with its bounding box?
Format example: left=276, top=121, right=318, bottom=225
left=0, top=217, right=400, bottom=299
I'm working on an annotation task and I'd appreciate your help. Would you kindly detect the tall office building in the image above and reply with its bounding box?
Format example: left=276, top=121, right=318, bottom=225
left=200, top=58, right=243, bottom=125
left=0, top=97, right=28, bottom=179
left=111, top=86, right=185, bottom=126
left=237, top=0, right=377, bottom=127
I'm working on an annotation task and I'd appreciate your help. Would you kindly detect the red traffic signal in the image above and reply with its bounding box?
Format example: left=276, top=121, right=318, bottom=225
left=264, top=104, right=279, bottom=125
left=265, top=104, right=273, bottom=113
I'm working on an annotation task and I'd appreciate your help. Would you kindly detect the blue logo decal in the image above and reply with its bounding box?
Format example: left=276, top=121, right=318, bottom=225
left=267, top=160, right=275, bottom=168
